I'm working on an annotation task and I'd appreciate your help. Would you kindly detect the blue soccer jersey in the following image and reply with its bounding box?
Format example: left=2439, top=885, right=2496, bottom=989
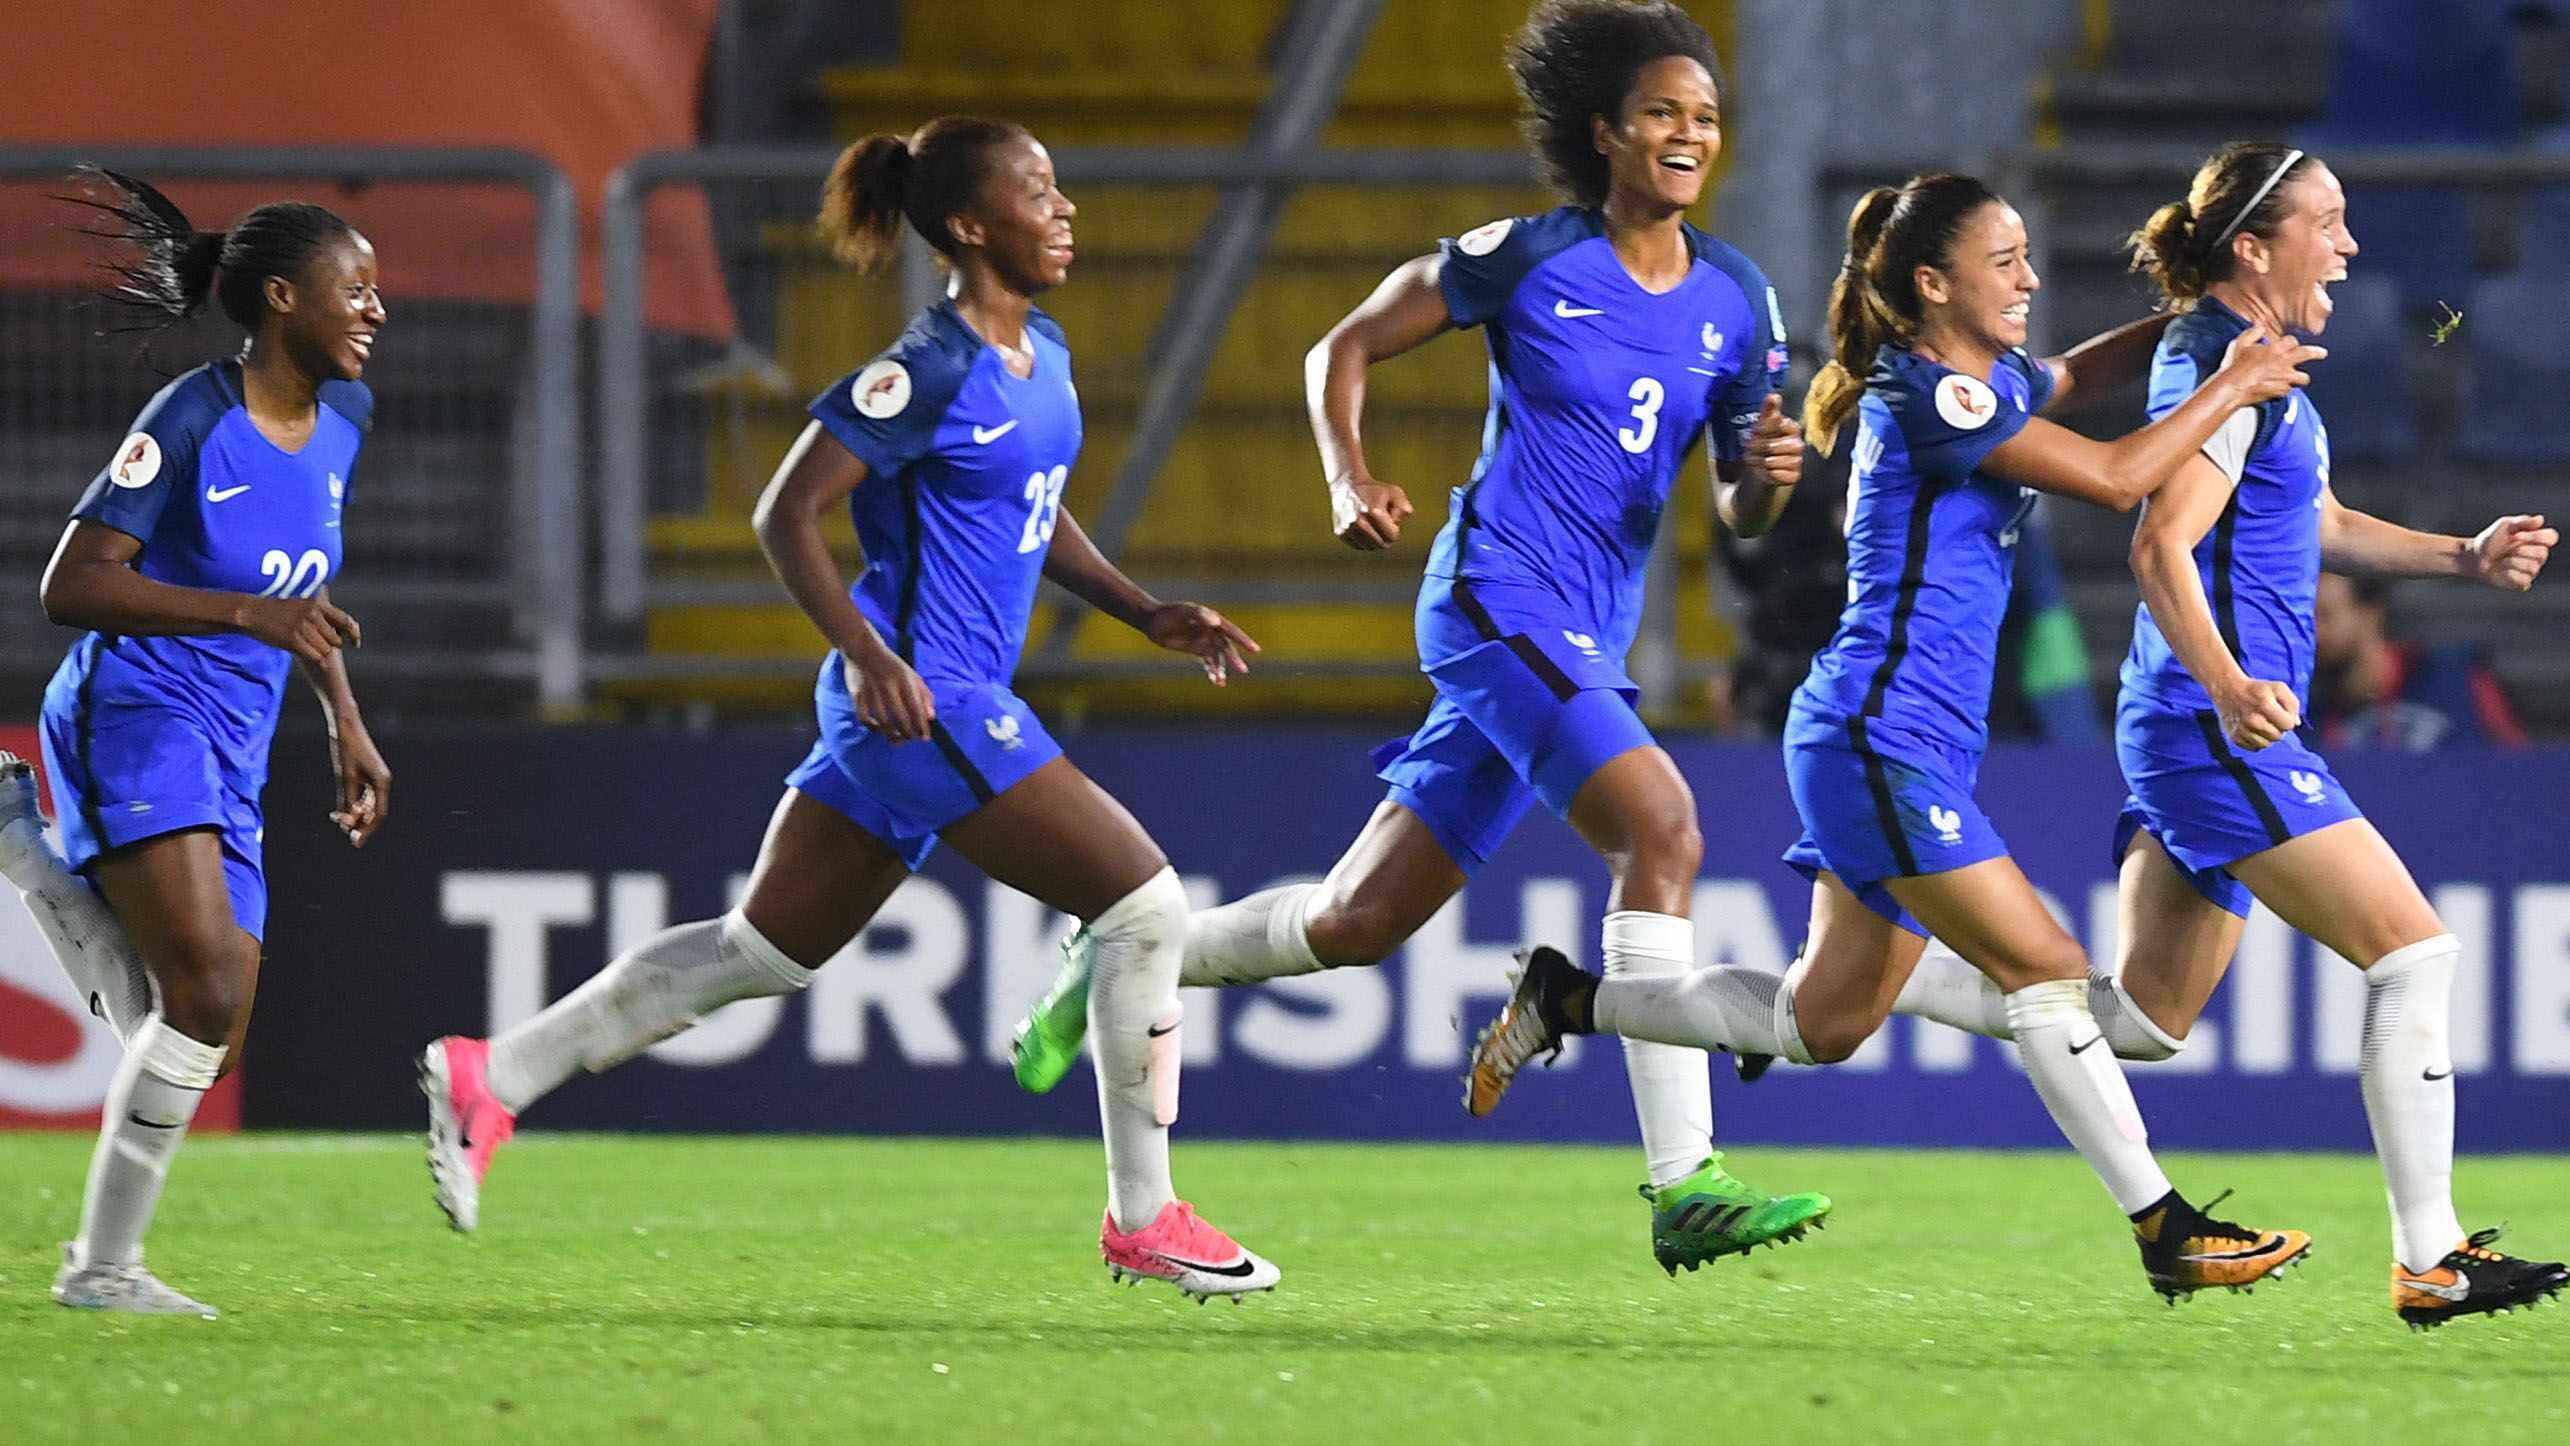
left=2120, top=300, right=2329, bottom=711
left=39, top=360, right=369, bottom=935
left=54, top=361, right=366, bottom=760
left=1792, top=345, right=2056, bottom=753
left=1418, top=206, right=1785, bottom=671
left=807, top=300, right=1082, bottom=686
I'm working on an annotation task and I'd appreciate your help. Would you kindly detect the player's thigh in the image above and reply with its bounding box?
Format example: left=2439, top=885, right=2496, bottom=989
left=2228, top=817, right=2445, bottom=967
left=737, top=788, right=913, bottom=969
left=937, top=756, right=1169, bottom=923
left=1886, top=854, right=2087, bottom=993
left=1305, top=800, right=1469, bottom=965
left=1789, top=871, right=1926, bottom=1059
left=2113, top=830, right=2245, bottom=1036
left=91, top=827, right=241, bottom=985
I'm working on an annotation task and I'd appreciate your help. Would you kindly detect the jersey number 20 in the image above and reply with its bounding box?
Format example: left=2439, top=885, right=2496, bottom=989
left=256, top=548, right=330, bottom=599
left=1017, top=465, right=1068, bottom=554
left=1618, top=378, right=1664, bottom=454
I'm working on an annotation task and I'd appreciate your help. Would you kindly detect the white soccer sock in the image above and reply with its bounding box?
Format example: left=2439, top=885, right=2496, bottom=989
left=1592, top=961, right=1797, bottom=1062
left=484, top=911, right=814, bottom=1114
left=74, top=1015, right=224, bottom=1269
left=1599, top=912, right=1714, bottom=1189
left=2005, top=979, right=2171, bottom=1214
left=1089, top=868, right=1188, bottom=1232
left=1895, top=941, right=2184, bottom=1061
left=1179, top=883, right=1324, bottom=988
left=2359, top=934, right=2466, bottom=1272
left=0, top=817, right=153, bottom=1042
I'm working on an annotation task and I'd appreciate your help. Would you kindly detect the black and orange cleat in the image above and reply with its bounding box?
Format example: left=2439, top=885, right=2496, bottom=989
left=2132, top=1189, right=2311, bottom=1302
left=1463, top=946, right=1591, bottom=1118
left=2393, top=1228, right=2567, bottom=1331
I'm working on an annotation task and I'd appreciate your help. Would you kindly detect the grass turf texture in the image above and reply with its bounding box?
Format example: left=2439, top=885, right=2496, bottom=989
left=2, top=1138, right=2564, bottom=1444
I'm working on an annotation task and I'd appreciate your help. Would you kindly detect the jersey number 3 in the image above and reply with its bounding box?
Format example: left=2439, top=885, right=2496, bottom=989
left=1618, top=377, right=1664, bottom=454
left=1016, top=465, right=1068, bottom=554
left=257, top=548, right=330, bottom=599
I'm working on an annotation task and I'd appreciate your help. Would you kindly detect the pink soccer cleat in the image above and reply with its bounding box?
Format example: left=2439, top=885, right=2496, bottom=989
left=1100, top=1200, right=1281, bottom=1301
left=419, top=1036, right=516, bottom=1233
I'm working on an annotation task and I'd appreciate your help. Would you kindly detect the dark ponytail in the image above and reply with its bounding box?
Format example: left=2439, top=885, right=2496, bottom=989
left=819, top=115, right=1030, bottom=271
left=69, top=167, right=358, bottom=334
left=2129, top=142, right=2316, bottom=308
left=1805, top=173, right=2001, bottom=453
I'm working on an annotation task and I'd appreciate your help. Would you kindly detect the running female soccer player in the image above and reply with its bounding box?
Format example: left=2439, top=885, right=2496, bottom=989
left=9, top=173, right=389, bottom=1317
left=421, top=118, right=1277, bottom=1300
left=1470, top=172, right=2331, bottom=1303
left=1881, top=143, right=2568, bottom=1327
left=1013, top=0, right=1831, bottom=1275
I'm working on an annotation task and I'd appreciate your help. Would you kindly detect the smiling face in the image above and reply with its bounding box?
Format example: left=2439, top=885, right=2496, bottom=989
left=1594, top=55, right=1721, bottom=212
left=950, top=136, right=1077, bottom=295
left=266, top=232, right=384, bottom=383
left=1916, top=199, right=2038, bottom=355
left=2231, top=164, right=2356, bottom=335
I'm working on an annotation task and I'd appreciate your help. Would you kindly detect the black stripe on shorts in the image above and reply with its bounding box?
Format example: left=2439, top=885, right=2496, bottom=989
left=929, top=719, right=997, bottom=806
left=1846, top=715, right=1920, bottom=877
left=2193, top=709, right=2290, bottom=847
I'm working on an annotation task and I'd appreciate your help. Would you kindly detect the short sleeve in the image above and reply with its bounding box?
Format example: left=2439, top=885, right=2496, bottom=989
left=2198, top=407, right=2259, bottom=482
left=1711, top=274, right=1789, bottom=463
left=1437, top=216, right=1544, bottom=329
left=1886, top=363, right=2034, bottom=481
left=72, top=374, right=219, bottom=545
left=2006, top=348, right=2058, bottom=415
left=320, top=379, right=374, bottom=434
left=809, top=343, right=964, bottom=480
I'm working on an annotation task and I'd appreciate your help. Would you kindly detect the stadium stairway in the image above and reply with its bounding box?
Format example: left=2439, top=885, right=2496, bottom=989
left=631, top=0, right=1748, bottom=719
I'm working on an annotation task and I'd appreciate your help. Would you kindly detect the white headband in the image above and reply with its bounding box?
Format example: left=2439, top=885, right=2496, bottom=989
left=2209, top=148, right=2304, bottom=250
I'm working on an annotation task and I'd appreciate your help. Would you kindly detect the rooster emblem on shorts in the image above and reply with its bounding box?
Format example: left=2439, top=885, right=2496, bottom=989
left=986, top=714, right=1024, bottom=751
left=2289, top=770, right=2326, bottom=803
left=1928, top=805, right=1964, bottom=845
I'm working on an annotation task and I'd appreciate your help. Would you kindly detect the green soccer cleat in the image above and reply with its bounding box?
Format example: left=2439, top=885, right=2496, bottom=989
left=1010, top=929, right=1095, bottom=1094
left=1645, top=1153, right=1833, bottom=1274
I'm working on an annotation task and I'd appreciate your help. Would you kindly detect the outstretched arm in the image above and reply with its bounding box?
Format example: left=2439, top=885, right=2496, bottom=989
left=1307, top=254, right=1455, bottom=551
left=2039, top=313, right=2175, bottom=414
left=2321, top=490, right=2555, bottom=589
left=1043, top=510, right=1256, bottom=684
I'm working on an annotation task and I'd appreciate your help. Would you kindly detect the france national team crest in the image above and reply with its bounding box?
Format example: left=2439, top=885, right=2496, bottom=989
left=985, top=714, right=1023, bottom=751
left=2290, top=769, right=2328, bottom=804
left=1929, top=805, right=1964, bottom=846
left=1562, top=630, right=1600, bottom=658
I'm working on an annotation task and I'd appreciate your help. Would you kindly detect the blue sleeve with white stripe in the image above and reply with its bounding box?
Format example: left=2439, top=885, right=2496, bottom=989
left=1438, top=215, right=1552, bottom=329
left=1691, top=235, right=1788, bottom=463
left=72, top=368, right=227, bottom=545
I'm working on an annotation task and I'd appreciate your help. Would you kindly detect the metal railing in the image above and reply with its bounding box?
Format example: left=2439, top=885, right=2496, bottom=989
left=0, top=144, right=582, bottom=711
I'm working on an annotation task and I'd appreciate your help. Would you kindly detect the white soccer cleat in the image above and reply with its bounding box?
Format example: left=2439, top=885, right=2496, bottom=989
left=52, top=1244, right=218, bottom=1318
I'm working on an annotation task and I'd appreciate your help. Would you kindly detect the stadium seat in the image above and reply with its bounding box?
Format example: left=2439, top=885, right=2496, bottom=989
left=2311, top=0, right=2518, bottom=144
left=2299, top=276, right=2417, bottom=462
left=2454, top=273, right=2570, bottom=462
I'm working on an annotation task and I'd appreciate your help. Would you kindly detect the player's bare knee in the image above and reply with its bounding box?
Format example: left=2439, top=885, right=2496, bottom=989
left=1799, top=1012, right=1877, bottom=1065
left=155, top=964, right=243, bottom=1046
left=1305, top=893, right=1405, bottom=966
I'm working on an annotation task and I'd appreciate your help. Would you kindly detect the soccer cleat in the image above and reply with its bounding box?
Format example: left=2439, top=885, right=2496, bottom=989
left=53, top=1244, right=217, bottom=1318
left=2393, top=1228, right=2569, bottom=1331
left=2132, top=1189, right=2311, bottom=1301
left=1010, top=929, right=1094, bottom=1095
left=1733, top=1052, right=1775, bottom=1083
left=420, top=1036, right=516, bottom=1233
left=1464, top=946, right=1588, bottom=1117
left=1101, top=1200, right=1280, bottom=1300
left=1646, top=1154, right=1834, bottom=1273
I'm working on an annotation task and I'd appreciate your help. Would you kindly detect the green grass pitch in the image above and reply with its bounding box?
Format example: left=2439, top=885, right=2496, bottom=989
left=2, top=1135, right=2564, bottom=1444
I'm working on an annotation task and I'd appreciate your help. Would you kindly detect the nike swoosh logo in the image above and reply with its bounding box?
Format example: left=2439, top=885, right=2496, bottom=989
left=2180, top=1238, right=2289, bottom=1263
left=2423, top=1066, right=2453, bottom=1081
left=2403, top=1270, right=2470, bottom=1301
left=1553, top=301, right=1603, bottom=318
left=1152, top=1252, right=1258, bottom=1278
left=971, top=420, right=1019, bottom=444
left=1146, top=1021, right=1179, bottom=1038
left=126, top=1112, right=180, bottom=1130
left=205, top=484, right=252, bottom=502
left=2068, top=1033, right=2105, bottom=1056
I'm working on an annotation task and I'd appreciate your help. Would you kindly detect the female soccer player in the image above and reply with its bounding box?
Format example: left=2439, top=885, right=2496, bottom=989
left=421, top=117, right=1278, bottom=1300
left=1471, top=172, right=2332, bottom=1303
left=16, top=173, right=389, bottom=1317
left=1881, top=143, right=2568, bottom=1327
left=1013, top=0, right=1830, bottom=1275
